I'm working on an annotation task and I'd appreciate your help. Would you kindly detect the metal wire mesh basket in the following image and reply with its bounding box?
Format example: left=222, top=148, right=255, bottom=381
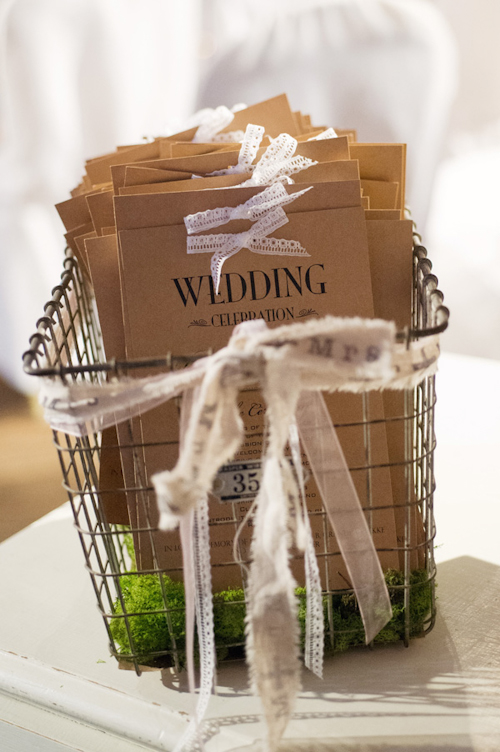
left=23, top=233, right=448, bottom=675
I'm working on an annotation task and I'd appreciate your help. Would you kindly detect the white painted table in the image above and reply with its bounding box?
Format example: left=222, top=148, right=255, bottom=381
left=1, top=351, right=499, bottom=752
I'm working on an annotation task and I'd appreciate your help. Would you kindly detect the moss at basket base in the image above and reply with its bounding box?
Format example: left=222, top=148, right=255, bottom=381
left=296, top=569, right=433, bottom=655
left=213, top=588, right=246, bottom=643
left=110, top=575, right=247, bottom=665
left=110, top=570, right=433, bottom=665
left=110, top=574, right=186, bottom=662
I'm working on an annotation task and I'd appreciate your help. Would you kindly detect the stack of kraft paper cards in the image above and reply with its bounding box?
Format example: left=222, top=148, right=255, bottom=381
left=55, top=93, right=422, bottom=591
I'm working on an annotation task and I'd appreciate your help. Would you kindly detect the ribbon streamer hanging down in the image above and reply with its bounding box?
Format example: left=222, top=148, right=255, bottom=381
left=288, top=419, right=325, bottom=678
left=184, top=182, right=312, bottom=235
left=39, top=317, right=441, bottom=752
left=186, top=205, right=310, bottom=295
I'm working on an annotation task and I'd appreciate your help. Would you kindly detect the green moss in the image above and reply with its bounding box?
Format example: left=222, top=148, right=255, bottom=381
left=110, top=569, right=433, bottom=666
left=322, top=568, right=434, bottom=654
left=213, top=588, right=246, bottom=643
left=110, top=574, right=186, bottom=662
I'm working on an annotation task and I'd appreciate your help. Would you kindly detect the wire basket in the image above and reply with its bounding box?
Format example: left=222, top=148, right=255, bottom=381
left=23, top=234, right=448, bottom=675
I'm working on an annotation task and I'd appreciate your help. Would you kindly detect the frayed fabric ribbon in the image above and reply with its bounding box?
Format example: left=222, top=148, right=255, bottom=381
left=186, top=205, right=310, bottom=295
left=39, top=316, right=440, bottom=752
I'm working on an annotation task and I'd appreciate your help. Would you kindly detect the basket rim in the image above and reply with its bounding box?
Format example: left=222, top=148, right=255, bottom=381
left=22, top=241, right=449, bottom=379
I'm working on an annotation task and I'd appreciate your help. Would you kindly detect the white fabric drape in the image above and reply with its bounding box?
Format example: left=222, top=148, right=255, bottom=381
left=1, top=0, right=457, bottom=391
left=0, top=0, right=201, bottom=391
left=198, top=0, right=458, bottom=232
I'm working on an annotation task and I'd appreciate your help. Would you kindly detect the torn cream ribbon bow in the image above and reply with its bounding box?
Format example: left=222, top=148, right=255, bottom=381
left=39, top=316, right=440, bottom=752
left=185, top=183, right=312, bottom=294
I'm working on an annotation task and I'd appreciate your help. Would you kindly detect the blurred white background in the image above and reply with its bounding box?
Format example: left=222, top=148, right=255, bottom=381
left=1, top=0, right=499, bottom=391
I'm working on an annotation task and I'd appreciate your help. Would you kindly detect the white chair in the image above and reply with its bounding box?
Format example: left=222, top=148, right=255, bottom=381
left=198, top=0, right=458, bottom=231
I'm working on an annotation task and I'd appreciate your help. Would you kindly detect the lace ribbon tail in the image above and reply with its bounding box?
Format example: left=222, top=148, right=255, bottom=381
left=295, top=391, right=393, bottom=644
left=210, top=243, right=242, bottom=295
left=174, top=497, right=215, bottom=752
left=177, top=387, right=196, bottom=695
left=288, top=421, right=324, bottom=679
left=303, top=523, right=324, bottom=678
left=248, top=237, right=310, bottom=258
left=184, top=206, right=232, bottom=235
left=236, top=123, right=265, bottom=170
left=180, top=511, right=196, bottom=695
left=174, top=389, right=199, bottom=751
left=193, top=497, right=217, bottom=734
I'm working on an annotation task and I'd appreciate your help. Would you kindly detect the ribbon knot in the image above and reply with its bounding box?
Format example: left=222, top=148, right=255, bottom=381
left=184, top=182, right=312, bottom=234
left=240, top=132, right=318, bottom=187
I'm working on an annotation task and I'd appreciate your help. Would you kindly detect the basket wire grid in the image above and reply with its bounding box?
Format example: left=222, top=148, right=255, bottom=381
left=23, top=234, right=449, bottom=675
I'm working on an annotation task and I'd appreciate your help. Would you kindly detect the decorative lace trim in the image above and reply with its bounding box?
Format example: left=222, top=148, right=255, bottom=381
left=187, top=207, right=309, bottom=293
left=308, top=127, right=338, bottom=141
left=173, top=496, right=216, bottom=752
left=206, top=123, right=265, bottom=176
left=184, top=183, right=312, bottom=234
left=239, top=133, right=317, bottom=187
left=288, top=421, right=324, bottom=678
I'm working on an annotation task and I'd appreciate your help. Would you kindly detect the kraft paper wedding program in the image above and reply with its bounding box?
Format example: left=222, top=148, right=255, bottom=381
left=116, top=184, right=400, bottom=588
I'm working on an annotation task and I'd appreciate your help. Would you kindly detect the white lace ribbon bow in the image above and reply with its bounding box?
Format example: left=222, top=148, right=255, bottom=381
left=192, top=105, right=245, bottom=144
left=186, top=206, right=310, bottom=295
left=239, top=132, right=318, bottom=187
left=205, top=122, right=265, bottom=176
left=184, top=183, right=312, bottom=235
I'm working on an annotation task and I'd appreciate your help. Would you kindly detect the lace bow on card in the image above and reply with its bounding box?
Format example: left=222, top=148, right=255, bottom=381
left=205, top=122, right=265, bottom=176
left=240, top=132, right=318, bottom=187
left=184, top=183, right=312, bottom=234
left=205, top=126, right=318, bottom=184
left=187, top=206, right=310, bottom=295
